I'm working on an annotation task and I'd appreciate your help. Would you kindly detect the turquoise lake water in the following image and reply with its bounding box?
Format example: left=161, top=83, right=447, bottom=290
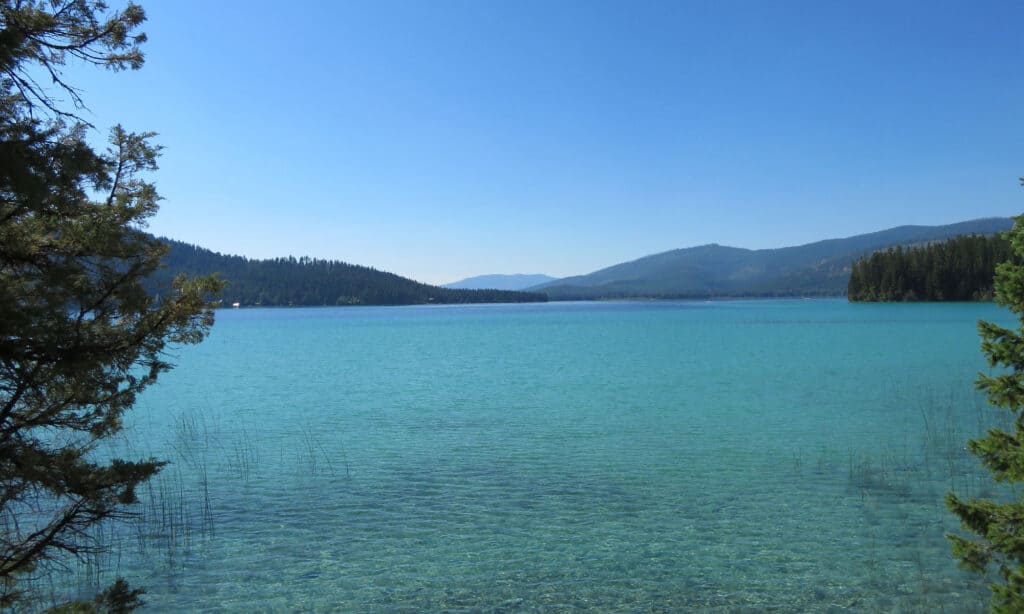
left=29, top=299, right=1018, bottom=611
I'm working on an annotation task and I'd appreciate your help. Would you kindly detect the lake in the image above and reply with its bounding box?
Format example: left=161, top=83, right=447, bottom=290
left=32, top=299, right=1013, bottom=611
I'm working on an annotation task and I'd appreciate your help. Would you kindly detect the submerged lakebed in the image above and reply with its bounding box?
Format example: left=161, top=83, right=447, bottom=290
left=37, top=299, right=1011, bottom=611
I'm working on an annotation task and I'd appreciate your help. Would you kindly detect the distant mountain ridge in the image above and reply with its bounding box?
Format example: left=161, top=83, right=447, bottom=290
left=444, top=274, right=558, bottom=291
left=530, top=217, right=1014, bottom=299
left=148, top=239, right=547, bottom=306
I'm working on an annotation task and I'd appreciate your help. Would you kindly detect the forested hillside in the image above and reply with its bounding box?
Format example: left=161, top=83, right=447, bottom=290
left=148, top=239, right=547, bottom=306
left=847, top=234, right=1015, bottom=301
left=531, top=218, right=1013, bottom=299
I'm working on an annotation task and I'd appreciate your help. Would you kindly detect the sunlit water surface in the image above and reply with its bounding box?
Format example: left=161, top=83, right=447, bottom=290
left=29, top=300, right=1017, bottom=611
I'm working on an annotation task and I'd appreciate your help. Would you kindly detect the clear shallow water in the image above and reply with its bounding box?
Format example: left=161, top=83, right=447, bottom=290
left=27, top=300, right=1016, bottom=611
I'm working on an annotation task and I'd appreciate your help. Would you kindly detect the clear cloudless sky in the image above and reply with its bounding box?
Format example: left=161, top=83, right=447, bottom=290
left=60, top=0, right=1024, bottom=284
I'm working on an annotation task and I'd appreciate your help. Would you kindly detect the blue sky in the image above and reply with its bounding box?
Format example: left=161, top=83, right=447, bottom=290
left=66, top=1, right=1024, bottom=284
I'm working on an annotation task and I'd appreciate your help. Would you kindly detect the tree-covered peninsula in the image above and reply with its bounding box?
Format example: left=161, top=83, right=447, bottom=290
left=847, top=234, right=1015, bottom=302
left=148, top=239, right=547, bottom=307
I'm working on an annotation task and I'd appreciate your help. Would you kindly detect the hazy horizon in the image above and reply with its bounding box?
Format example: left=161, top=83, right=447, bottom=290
left=166, top=214, right=1012, bottom=287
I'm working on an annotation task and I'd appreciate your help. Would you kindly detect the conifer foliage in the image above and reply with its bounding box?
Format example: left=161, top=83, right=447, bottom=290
left=0, top=1, right=221, bottom=608
left=848, top=234, right=1014, bottom=302
left=946, top=206, right=1024, bottom=612
left=155, top=239, right=548, bottom=306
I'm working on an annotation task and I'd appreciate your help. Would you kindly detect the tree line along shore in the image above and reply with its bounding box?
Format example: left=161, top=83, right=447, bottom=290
left=848, top=234, right=1015, bottom=302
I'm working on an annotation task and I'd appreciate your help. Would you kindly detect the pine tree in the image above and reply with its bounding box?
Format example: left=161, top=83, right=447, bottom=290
left=0, top=1, right=221, bottom=608
left=946, top=198, right=1024, bottom=612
